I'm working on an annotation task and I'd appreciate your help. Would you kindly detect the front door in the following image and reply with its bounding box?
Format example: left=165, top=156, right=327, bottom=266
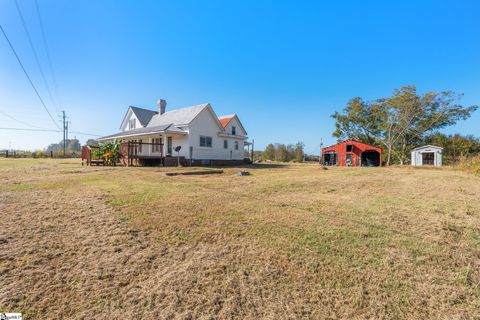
left=167, top=137, right=172, bottom=156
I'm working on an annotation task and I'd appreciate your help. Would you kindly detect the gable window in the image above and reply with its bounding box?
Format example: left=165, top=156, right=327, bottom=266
left=200, top=136, right=212, bottom=147
left=231, top=126, right=236, bottom=135
left=235, top=141, right=239, bottom=150
left=224, top=140, right=228, bottom=149
left=128, top=118, right=136, bottom=129
left=346, top=144, right=353, bottom=152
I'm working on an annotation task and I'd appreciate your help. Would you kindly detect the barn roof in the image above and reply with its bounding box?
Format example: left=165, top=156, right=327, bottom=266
left=323, top=140, right=382, bottom=152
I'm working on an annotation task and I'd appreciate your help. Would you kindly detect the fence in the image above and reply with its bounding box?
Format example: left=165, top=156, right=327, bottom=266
left=0, top=150, right=80, bottom=158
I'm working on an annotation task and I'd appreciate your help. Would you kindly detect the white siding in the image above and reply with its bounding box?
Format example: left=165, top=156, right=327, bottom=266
left=121, top=111, right=140, bottom=131
left=187, top=108, right=245, bottom=160
left=223, top=117, right=247, bottom=136
left=411, top=146, right=443, bottom=167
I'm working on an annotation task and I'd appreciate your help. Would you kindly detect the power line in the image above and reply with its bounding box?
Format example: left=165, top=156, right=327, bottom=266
left=0, top=126, right=101, bottom=137
left=0, top=127, right=59, bottom=133
left=0, top=23, right=60, bottom=130
left=0, top=109, right=50, bottom=129
left=34, top=0, right=62, bottom=110
left=14, top=0, right=58, bottom=112
left=69, top=131, right=101, bottom=137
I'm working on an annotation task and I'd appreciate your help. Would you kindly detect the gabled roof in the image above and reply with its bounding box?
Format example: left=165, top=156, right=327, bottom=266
left=218, top=115, right=235, bottom=128
left=130, top=106, right=157, bottom=127
left=98, top=123, right=186, bottom=141
left=147, top=103, right=210, bottom=127
left=217, top=114, right=248, bottom=135
left=412, top=145, right=443, bottom=151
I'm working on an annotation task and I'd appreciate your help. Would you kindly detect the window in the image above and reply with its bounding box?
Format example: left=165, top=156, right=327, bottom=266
left=232, top=126, right=236, bottom=135
left=138, top=139, right=142, bottom=153
left=235, top=141, right=239, bottom=150
left=346, top=144, right=353, bottom=152
left=224, top=140, right=228, bottom=149
left=152, top=138, right=162, bottom=153
left=200, top=136, right=212, bottom=147
left=128, top=118, right=136, bottom=129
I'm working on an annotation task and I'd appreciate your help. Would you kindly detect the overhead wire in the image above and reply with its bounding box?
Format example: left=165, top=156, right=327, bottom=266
left=0, top=109, right=50, bottom=129
left=14, top=0, right=58, bottom=113
left=0, top=23, right=61, bottom=130
left=34, top=0, right=62, bottom=110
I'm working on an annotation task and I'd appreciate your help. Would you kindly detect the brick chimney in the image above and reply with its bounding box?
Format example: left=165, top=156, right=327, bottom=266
left=156, top=99, right=167, bottom=115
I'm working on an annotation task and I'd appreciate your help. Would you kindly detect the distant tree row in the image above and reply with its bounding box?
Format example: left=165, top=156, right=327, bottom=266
left=424, top=132, right=480, bottom=164
left=261, top=142, right=305, bottom=162
left=46, top=138, right=81, bottom=152
left=332, top=85, right=478, bottom=165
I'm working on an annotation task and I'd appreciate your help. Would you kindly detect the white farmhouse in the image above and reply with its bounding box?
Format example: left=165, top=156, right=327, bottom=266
left=97, top=100, right=249, bottom=166
left=411, top=145, right=443, bottom=167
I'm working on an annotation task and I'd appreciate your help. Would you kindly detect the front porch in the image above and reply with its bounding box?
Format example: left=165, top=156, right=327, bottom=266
left=120, top=140, right=187, bottom=167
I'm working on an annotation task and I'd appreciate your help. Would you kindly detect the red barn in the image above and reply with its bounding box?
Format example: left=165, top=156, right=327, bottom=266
left=321, top=140, right=382, bottom=167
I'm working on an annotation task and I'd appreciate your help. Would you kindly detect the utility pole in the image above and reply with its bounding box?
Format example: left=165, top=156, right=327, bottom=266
left=251, top=139, right=254, bottom=162
left=320, top=138, right=323, bottom=165
left=62, top=110, right=66, bottom=158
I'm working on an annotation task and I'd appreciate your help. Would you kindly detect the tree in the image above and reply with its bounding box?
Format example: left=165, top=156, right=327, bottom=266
left=46, top=138, right=81, bottom=152
left=263, top=144, right=275, bottom=160
left=293, top=142, right=305, bottom=162
left=86, top=139, right=99, bottom=147
left=332, top=86, right=478, bottom=165
left=425, top=133, right=480, bottom=164
left=274, top=144, right=289, bottom=162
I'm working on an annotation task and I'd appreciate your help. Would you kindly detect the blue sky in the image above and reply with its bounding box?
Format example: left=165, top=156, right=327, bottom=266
left=0, top=0, right=479, bottom=153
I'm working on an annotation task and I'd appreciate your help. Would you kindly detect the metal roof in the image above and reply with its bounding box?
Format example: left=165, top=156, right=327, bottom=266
left=98, top=123, right=186, bottom=141
left=412, top=145, right=443, bottom=151
left=130, top=106, right=157, bottom=127
left=147, top=103, right=210, bottom=127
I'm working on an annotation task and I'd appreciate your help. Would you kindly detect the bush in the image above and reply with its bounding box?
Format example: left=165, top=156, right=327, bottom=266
left=457, top=155, right=480, bottom=175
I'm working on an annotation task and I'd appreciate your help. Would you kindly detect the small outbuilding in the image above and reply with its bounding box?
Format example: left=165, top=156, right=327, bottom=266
left=321, top=140, right=382, bottom=167
left=411, top=145, right=443, bottom=167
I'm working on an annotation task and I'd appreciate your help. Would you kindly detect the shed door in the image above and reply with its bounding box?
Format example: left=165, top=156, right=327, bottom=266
left=422, top=152, right=434, bottom=165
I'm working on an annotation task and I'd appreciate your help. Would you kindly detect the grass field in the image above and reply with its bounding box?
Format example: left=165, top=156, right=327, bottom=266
left=0, top=159, right=479, bottom=319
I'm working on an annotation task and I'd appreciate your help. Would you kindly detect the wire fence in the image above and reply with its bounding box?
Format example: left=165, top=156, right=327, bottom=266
left=0, top=150, right=80, bottom=158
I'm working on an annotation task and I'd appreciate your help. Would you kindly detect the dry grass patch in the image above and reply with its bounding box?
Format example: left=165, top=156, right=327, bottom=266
left=0, top=159, right=479, bottom=319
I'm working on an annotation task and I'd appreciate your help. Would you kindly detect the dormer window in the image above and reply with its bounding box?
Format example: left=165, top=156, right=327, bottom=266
left=128, top=118, right=136, bottom=130
left=232, top=126, right=236, bottom=135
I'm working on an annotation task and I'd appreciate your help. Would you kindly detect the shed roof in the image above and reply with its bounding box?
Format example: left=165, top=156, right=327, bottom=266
left=412, top=145, right=443, bottom=151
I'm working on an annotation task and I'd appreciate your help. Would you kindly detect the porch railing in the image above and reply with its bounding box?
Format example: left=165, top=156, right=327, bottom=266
left=121, top=141, right=164, bottom=166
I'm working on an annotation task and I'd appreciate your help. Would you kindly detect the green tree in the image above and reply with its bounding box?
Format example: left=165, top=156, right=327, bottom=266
left=263, top=144, right=275, bottom=160
left=332, top=86, right=478, bottom=165
left=425, top=133, right=480, bottom=164
left=293, top=142, right=305, bottom=162
left=274, top=144, right=289, bottom=162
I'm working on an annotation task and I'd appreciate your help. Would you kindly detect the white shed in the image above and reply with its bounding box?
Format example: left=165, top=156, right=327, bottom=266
left=411, top=145, right=443, bottom=167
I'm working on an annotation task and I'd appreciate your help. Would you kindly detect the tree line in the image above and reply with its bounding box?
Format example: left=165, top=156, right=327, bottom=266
left=261, top=142, right=306, bottom=162
left=332, top=85, right=478, bottom=165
